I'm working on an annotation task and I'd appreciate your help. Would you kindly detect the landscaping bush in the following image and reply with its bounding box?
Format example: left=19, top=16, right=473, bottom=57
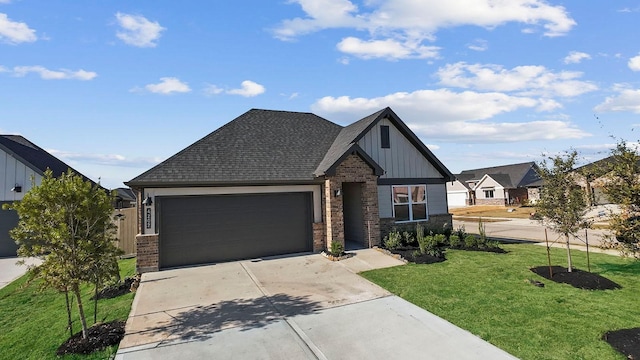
left=448, top=234, right=461, bottom=248
left=384, top=230, right=402, bottom=250
left=402, top=231, right=416, bottom=247
left=464, top=235, right=478, bottom=248
left=330, top=241, right=344, bottom=255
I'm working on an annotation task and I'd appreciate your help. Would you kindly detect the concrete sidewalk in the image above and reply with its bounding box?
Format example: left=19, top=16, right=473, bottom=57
left=116, top=249, right=517, bottom=359
left=0, top=257, right=42, bottom=289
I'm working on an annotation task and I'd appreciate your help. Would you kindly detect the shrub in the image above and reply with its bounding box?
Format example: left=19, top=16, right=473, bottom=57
left=448, top=234, right=461, bottom=248
left=464, top=235, right=478, bottom=248
left=384, top=230, right=402, bottom=250
left=402, top=231, right=415, bottom=247
left=434, top=234, right=447, bottom=245
left=454, top=225, right=467, bottom=240
left=330, top=241, right=344, bottom=255
left=441, top=223, right=452, bottom=239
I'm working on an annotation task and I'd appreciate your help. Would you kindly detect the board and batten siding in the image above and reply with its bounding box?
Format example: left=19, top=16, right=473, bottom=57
left=378, top=183, right=449, bottom=218
left=357, top=118, right=442, bottom=179
left=0, top=148, right=42, bottom=201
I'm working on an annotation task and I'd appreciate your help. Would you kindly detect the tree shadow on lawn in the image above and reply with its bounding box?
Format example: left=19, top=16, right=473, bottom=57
left=530, top=266, right=621, bottom=290
left=597, top=261, right=640, bottom=275
left=146, top=293, right=322, bottom=343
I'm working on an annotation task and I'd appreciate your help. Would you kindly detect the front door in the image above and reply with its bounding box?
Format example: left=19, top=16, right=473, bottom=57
left=343, top=182, right=365, bottom=246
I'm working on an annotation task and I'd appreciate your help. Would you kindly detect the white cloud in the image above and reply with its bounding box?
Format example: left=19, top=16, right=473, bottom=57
left=0, top=13, right=37, bottom=44
left=115, top=12, right=165, bottom=48
left=9, top=65, right=97, bottom=80
left=426, top=144, right=440, bottom=150
left=203, top=81, right=266, bottom=97
left=594, top=86, right=640, bottom=114
left=435, top=62, right=597, bottom=97
left=143, top=77, right=191, bottom=94
left=563, top=51, right=591, bottom=64
left=337, top=37, right=439, bottom=60
left=628, top=54, right=640, bottom=71
left=0, top=1, right=12, bottom=4
left=203, top=84, right=224, bottom=96
left=227, top=80, right=265, bottom=97
left=410, top=120, right=589, bottom=143
left=48, top=149, right=161, bottom=168
left=311, top=88, right=589, bottom=142
left=313, top=89, right=542, bottom=123
left=274, top=0, right=575, bottom=60
left=467, top=39, right=488, bottom=52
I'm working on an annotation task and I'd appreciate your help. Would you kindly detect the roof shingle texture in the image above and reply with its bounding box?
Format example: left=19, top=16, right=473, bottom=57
left=458, top=162, right=540, bottom=188
left=128, top=109, right=343, bottom=185
left=0, top=135, right=94, bottom=184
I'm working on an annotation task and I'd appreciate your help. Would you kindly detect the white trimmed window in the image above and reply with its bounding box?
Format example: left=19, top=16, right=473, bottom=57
left=483, top=188, right=495, bottom=198
left=392, top=185, right=427, bottom=222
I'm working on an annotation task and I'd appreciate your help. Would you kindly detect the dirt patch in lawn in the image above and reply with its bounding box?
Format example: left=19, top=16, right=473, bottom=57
left=56, top=320, right=125, bottom=355
left=603, top=327, right=640, bottom=359
left=530, top=266, right=621, bottom=290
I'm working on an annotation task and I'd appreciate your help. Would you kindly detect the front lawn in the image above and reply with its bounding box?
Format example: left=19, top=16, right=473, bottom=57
left=450, top=205, right=533, bottom=219
left=0, top=258, right=136, bottom=360
left=361, top=244, right=640, bottom=360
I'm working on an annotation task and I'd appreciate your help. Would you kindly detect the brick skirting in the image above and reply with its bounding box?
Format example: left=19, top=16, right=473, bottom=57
left=136, top=233, right=159, bottom=273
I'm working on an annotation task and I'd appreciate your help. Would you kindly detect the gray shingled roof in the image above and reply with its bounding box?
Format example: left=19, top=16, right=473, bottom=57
left=127, top=107, right=453, bottom=187
left=127, top=109, right=343, bottom=186
left=0, top=135, right=95, bottom=185
left=457, top=162, right=540, bottom=188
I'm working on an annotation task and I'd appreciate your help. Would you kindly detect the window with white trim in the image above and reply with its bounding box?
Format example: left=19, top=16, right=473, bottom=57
left=392, top=185, right=427, bottom=222
left=483, top=189, right=495, bottom=198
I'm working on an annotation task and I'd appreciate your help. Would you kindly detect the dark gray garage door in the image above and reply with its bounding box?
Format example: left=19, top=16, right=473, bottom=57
left=0, top=201, right=19, bottom=258
left=158, top=192, right=313, bottom=268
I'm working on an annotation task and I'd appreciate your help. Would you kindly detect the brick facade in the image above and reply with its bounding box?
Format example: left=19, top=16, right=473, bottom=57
left=312, top=222, right=325, bottom=252
left=136, top=233, right=159, bottom=273
left=323, top=154, right=380, bottom=251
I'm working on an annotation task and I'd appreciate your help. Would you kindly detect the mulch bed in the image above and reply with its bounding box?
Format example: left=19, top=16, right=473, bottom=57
left=387, top=248, right=445, bottom=264
left=56, top=320, right=125, bottom=355
left=603, top=328, right=640, bottom=359
left=530, top=266, right=621, bottom=290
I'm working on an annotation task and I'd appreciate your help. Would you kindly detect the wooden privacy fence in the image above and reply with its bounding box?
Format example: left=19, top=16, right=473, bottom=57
left=113, top=207, right=137, bottom=256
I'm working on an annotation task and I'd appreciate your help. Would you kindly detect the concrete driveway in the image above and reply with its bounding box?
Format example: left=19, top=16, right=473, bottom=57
left=116, top=249, right=517, bottom=360
left=0, top=257, right=42, bottom=289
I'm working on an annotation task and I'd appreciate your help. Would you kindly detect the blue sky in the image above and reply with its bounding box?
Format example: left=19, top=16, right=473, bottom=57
left=1, top=1, right=639, bottom=189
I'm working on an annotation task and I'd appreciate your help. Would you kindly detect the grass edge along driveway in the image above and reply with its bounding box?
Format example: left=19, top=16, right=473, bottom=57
left=361, top=244, right=639, bottom=360
left=0, top=258, right=136, bottom=360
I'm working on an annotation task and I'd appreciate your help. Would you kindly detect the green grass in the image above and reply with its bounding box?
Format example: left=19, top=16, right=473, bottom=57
left=0, top=258, right=136, bottom=360
left=361, top=244, right=640, bottom=360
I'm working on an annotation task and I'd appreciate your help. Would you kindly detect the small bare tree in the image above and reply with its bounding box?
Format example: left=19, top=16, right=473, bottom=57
left=535, top=150, right=589, bottom=272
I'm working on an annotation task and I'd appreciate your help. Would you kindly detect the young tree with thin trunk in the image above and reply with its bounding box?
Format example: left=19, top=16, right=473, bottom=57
left=535, top=150, right=589, bottom=272
left=601, top=140, right=640, bottom=258
left=3, top=170, right=120, bottom=339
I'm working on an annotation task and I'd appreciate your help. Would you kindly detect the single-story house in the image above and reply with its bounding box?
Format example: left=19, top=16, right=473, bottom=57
left=0, top=135, right=96, bottom=257
left=126, top=107, right=454, bottom=272
left=446, top=162, right=542, bottom=207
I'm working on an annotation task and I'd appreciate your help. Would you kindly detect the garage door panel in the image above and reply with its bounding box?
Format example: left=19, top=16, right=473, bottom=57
left=159, top=192, right=312, bottom=268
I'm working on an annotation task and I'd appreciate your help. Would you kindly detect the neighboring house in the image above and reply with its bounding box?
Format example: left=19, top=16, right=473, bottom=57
left=447, top=162, right=542, bottom=207
left=126, top=107, right=454, bottom=272
left=0, top=135, right=96, bottom=257
left=114, top=187, right=137, bottom=209
left=572, top=155, right=640, bottom=206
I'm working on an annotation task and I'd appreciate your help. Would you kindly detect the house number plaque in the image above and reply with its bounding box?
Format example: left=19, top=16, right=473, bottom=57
left=146, top=208, right=151, bottom=229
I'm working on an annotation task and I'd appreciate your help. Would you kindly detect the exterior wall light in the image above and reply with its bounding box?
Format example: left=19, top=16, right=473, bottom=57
left=142, top=195, right=153, bottom=206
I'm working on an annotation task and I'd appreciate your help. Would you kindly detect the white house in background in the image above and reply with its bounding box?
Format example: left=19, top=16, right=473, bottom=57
left=0, top=135, right=96, bottom=257
left=447, top=162, right=542, bottom=207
